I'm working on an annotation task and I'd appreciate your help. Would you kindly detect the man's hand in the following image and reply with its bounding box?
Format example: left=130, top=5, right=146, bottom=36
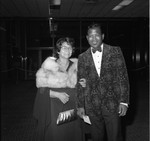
left=118, top=104, right=128, bottom=116
left=77, top=107, right=85, bottom=118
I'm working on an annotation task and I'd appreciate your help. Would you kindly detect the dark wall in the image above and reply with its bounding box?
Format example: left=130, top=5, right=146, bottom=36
left=0, top=17, right=149, bottom=80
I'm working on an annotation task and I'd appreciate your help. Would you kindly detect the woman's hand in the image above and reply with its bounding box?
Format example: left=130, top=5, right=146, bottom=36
left=79, top=78, right=86, bottom=87
left=50, top=90, right=69, bottom=104
left=57, top=92, right=70, bottom=104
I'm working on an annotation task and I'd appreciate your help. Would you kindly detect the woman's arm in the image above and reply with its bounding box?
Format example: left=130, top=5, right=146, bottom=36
left=50, top=90, right=69, bottom=104
left=36, top=68, right=50, bottom=88
left=36, top=57, right=59, bottom=88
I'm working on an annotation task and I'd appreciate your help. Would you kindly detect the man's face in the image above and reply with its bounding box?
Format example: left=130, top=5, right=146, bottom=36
left=86, top=27, right=104, bottom=48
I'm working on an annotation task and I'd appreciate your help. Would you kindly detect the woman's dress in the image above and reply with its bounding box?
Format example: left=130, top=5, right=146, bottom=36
left=45, top=87, right=82, bottom=141
left=33, top=60, right=82, bottom=141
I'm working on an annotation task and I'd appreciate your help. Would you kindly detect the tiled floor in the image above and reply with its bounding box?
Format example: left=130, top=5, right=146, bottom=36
left=1, top=72, right=149, bottom=141
left=1, top=81, right=37, bottom=141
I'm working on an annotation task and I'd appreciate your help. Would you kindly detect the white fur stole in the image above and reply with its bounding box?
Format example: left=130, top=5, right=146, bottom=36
left=36, top=57, right=78, bottom=88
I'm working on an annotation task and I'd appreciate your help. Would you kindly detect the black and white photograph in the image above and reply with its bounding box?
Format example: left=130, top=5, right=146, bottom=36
left=1, top=0, right=149, bottom=141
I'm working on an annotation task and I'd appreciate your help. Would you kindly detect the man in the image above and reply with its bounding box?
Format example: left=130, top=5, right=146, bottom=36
left=77, top=23, right=130, bottom=141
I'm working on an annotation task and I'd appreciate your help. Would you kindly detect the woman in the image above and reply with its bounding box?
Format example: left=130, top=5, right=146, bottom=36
left=33, top=37, right=83, bottom=141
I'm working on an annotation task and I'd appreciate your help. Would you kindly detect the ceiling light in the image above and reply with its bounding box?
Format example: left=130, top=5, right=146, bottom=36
left=112, top=0, right=134, bottom=11
left=50, top=0, right=61, bottom=9
left=112, top=5, right=122, bottom=11
left=51, top=0, right=61, bottom=5
left=119, top=0, right=134, bottom=6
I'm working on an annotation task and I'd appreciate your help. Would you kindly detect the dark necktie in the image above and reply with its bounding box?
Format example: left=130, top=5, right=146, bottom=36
left=92, top=47, right=102, bottom=53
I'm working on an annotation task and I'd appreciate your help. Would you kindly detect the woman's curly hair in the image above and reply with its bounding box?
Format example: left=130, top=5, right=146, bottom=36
left=54, top=37, right=75, bottom=58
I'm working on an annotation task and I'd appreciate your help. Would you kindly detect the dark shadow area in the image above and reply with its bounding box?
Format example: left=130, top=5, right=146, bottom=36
left=121, top=71, right=138, bottom=141
left=121, top=68, right=149, bottom=141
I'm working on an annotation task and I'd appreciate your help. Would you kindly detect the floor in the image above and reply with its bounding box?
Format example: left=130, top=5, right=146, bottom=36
left=1, top=71, right=149, bottom=141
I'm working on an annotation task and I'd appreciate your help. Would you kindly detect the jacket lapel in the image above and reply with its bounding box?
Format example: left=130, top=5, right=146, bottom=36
left=100, top=44, right=111, bottom=79
left=86, top=48, right=100, bottom=77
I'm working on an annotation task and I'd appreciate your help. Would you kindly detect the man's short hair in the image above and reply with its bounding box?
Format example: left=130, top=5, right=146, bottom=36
left=87, top=23, right=103, bottom=34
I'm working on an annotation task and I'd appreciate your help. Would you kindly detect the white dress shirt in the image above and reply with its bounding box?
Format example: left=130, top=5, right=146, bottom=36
left=91, top=44, right=128, bottom=107
left=91, top=44, right=103, bottom=77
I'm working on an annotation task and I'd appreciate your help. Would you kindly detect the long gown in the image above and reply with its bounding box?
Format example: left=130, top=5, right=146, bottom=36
left=33, top=61, right=83, bottom=141
left=45, top=87, right=82, bottom=141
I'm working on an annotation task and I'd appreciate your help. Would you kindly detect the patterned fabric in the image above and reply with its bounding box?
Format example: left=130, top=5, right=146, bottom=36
left=77, top=43, right=130, bottom=117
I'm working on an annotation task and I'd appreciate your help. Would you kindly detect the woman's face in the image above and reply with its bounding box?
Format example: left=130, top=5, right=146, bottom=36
left=58, top=42, right=73, bottom=59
